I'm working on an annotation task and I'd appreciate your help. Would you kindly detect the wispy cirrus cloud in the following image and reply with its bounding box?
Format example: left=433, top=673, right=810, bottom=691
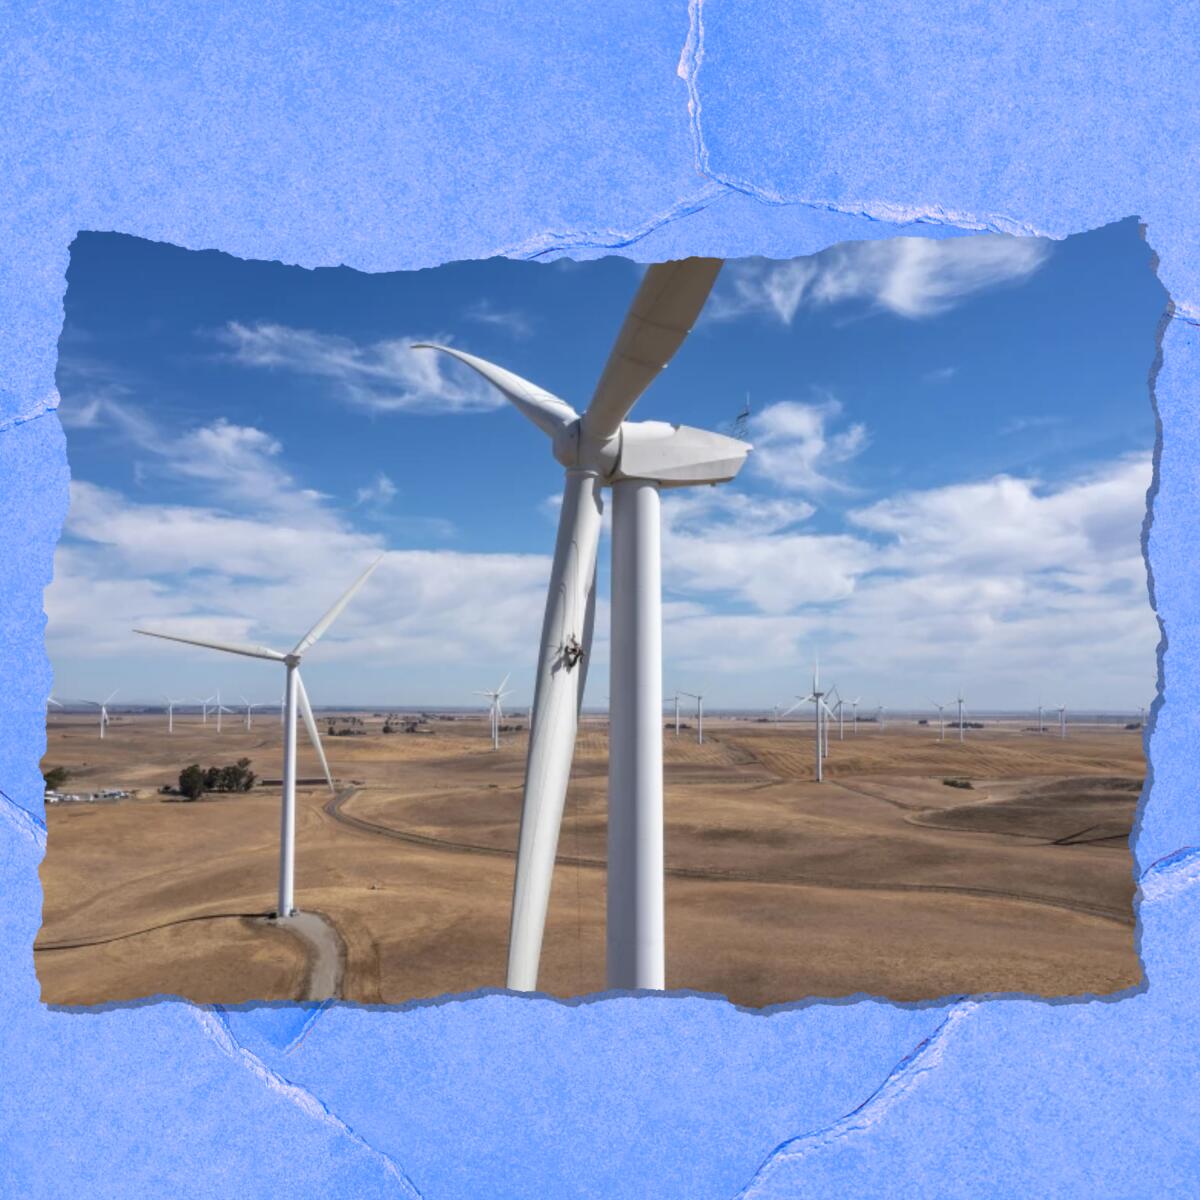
left=217, top=321, right=504, bottom=414
left=464, top=300, right=533, bottom=338
left=708, top=235, right=1051, bottom=324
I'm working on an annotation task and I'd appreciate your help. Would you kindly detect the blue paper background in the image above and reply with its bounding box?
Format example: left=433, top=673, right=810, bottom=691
left=3, top=4, right=1198, bottom=1195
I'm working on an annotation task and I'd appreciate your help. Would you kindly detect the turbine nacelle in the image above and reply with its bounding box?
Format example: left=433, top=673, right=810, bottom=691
left=413, top=343, right=751, bottom=488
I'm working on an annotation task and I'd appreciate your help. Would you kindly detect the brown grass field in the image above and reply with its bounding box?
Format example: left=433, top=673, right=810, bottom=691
left=36, top=711, right=1144, bottom=1007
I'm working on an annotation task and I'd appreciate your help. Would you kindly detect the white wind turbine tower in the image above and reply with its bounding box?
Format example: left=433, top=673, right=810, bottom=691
left=1037, top=701, right=1045, bottom=734
left=84, top=690, right=118, bottom=739
left=955, top=690, right=967, bottom=743
left=876, top=704, right=886, bottom=732
left=164, top=695, right=184, bottom=734
left=783, top=658, right=828, bottom=783
left=931, top=700, right=947, bottom=741
left=213, top=689, right=235, bottom=733
left=475, top=674, right=512, bottom=750
left=833, top=694, right=847, bottom=741
left=679, top=691, right=705, bottom=745
left=416, top=259, right=749, bottom=992
left=673, top=692, right=681, bottom=737
left=849, top=696, right=861, bottom=734
left=823, top=684, right=840, bottom=753
left=197, top=695, right=215, bottom=726
left=135, top=557, right=382, bottom=918
left=240, top=695, right=261, bottom=731
left=1057, top=704, right=1067, bottom=738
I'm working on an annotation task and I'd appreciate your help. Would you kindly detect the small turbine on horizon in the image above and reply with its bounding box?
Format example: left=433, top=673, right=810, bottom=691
left=475, top=674, right=513, bottom=750
left=931, top=700, right=947, bottom=742
left=240, top=695, right=262, bottom=731
left=84, top=690, right=118, bottom=739
left=679, top=691, right=705, bottom=744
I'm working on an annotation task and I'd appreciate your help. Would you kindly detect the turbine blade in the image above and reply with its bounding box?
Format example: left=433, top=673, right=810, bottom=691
left=412, top=344, right=578, bottom=437
left=507, top=468, right=604, bottom=991
left=583, top=257, right=724, bottom=440
left=292, top=555, right=384, bottom=657
left=134, top=629, right=286, bottom=661
left=295, top=671, right=334, bottom=794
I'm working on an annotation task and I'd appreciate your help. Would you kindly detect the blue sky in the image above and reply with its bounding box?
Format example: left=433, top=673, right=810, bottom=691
left=49, top=221, right=1165, bottom=710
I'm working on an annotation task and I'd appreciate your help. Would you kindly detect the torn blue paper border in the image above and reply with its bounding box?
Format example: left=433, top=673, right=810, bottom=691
left=2, top=4, right=1197, bottom=1196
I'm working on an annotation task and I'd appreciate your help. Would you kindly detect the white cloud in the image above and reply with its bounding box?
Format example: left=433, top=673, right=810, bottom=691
left=464, top=300, right=533, bottom=338
left=655, top=452, right=1155, bottom=705
left=708, top=236, right=1051, bottom=324
left=745, top=398, right=868, bottom=493
left=217, top=322, right=504, bottom=414
left=355, top=472, right=398, bottom=508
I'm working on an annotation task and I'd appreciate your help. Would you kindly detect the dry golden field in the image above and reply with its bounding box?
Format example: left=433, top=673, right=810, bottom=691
left=36, top=710, right=1144, bottom=1007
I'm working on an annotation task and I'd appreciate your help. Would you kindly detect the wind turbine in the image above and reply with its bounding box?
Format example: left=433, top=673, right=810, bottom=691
left=213, top=689, right=235, bottom=733
left=164, top=695, right=184, bottom=734
left=416, top=259, right=749, bottom=992
left=823, top=684, right=840, bottom=753
left=85, top=690, right=118, bottom=739
left=475, top=674, right=512, bottom=750
left=876, top=704, right=886, bottom=732
left=1057, top=704, right=1067, bottom=738
left=849, top=696, right=861, bottom=734
left=680, top=691, right=705, bottom=745
left=197, top=695, right=215, bottom=726
left=784, top=658, right=827, bottom=783
left=134, top=556, right=382, bottom=918
left=931, top=700, right=947, bottom=741
left=955, top=690, right=967, bottom=743
left=1137, top=704, right=1146, bottom=729
left=240, top=695, right=261, bottom=731
left=1037, top=701, right=1045, bottom=734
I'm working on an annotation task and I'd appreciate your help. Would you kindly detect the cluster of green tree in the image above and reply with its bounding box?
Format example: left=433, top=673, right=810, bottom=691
left=177, top=758, right=256, bottom=801
left=43, top=765, right=70, bottom=790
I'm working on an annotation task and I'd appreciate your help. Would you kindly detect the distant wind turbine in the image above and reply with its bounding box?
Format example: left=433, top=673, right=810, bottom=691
left=240, top=695, right=261, bottom=731
left=785, top=658, right=828, bottom=783
left=1057, top=704, right=1067, bottom=738
left=931, top=700, right=947, bottom=741
left=680, top=691, right=705, bottom=744
left=849, top=697, right=861, bottom=734
left=134, top=556, right=382, bottom=918
left=164, top=695, right=184, bottom=734
left=475, top=674, right=512, bottom=750
left=85, top=690, right=118, bottom=739
left=955, top=690, right=967, bottom=743
left=213, top=689, right=235, bottom=733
